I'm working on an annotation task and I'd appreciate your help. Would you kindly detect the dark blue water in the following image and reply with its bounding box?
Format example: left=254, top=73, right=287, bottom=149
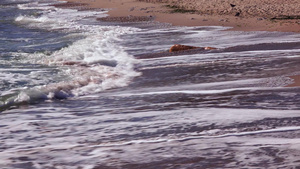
left=1, top=0, right=300, bottom=168
left=0, top=1, right=72, bottom=53
left=0, top=1, right=77, bottom=109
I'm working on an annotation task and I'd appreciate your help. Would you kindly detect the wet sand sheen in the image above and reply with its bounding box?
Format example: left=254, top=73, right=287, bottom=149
left=286, top=75, right=300, bottom=87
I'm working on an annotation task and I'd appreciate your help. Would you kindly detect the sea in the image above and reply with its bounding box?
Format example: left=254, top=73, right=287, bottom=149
left=1, top=0, right=300, bottom=168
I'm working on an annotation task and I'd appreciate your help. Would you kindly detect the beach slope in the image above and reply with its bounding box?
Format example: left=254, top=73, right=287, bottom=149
left=62, top=0, right=300, bottom=32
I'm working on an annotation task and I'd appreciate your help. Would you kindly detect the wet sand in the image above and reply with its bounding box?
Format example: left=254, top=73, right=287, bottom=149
left=60, top=0, right=300, bottom=32
left=286, top=75, right=300, bottom=87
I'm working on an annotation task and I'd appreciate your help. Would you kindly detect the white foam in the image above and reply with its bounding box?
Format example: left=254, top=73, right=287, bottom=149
left=1, top=105, right=300, bottom=167
left=16, top=0, right=109, bottom=32
left=7, top=2, right=140, bottom=101
left=113, top=81, right=281, bottom=97
left=14, top=91, right=31, bottom=102
left=17, top=1, right=54, bottom=10
left=37, top=27, right=141, bottom=96
left=0, top=1, right=142, bottom=107
left=115, top=88, right=250, bottom=96
left=285, top=54, right=300, bottom=58
left=15, top=9, right=107, bottom=31
left=83, top=126, right=300, bottom=149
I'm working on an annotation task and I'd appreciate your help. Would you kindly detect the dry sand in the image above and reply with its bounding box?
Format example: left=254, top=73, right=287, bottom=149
left=60, top=0, right=300, bottom=32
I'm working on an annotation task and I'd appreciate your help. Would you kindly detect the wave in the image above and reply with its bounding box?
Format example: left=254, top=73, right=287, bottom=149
left=15, top=4, right=108, bottom=31
left=0, top=1, right=141, bottom=111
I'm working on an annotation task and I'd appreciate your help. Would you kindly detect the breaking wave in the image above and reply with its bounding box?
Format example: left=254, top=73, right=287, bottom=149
left=0, top=1, right=141, bottom=110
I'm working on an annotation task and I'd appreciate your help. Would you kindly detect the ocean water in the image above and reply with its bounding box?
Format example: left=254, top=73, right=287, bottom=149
left=1, top=0, right=300, bottom=168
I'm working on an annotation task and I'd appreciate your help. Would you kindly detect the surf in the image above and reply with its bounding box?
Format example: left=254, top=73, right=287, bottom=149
left=0, top=0, right=141, bottom=111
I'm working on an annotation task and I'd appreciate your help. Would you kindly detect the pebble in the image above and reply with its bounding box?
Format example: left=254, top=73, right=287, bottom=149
left=129, top=7, right=135, bottom=11
left=235, top=12, right=241, bottom=16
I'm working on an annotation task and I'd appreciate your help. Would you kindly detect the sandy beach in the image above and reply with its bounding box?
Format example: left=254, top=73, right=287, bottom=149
left=60, top=0, right=300, bottom=32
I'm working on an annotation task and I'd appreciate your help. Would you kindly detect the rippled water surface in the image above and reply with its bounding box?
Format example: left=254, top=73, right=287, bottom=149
left=1, top=0, right=300, bottom=168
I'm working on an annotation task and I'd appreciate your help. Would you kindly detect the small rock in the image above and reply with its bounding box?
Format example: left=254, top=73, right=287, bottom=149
left=169, top=45, right=217, bottom=53
left=191, top=18, right=196, bottom=20
left=169, top=44, right=200, bottom=52
left=230, top=4, right=236, bottom=8
left=235, top=12, right=240, bottom=17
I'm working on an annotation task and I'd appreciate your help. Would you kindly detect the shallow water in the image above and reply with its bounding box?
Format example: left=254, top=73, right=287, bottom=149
left=1, top=0, right=300, bottom=168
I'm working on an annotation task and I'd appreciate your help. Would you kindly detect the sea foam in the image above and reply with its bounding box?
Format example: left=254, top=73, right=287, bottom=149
left=1, top=1, right=141, bottom=109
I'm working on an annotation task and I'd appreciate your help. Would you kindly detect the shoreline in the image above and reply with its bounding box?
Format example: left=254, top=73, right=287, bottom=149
left=56, top=0, right=300, bottom=87
left=59, top=0, right=300, bottom=32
